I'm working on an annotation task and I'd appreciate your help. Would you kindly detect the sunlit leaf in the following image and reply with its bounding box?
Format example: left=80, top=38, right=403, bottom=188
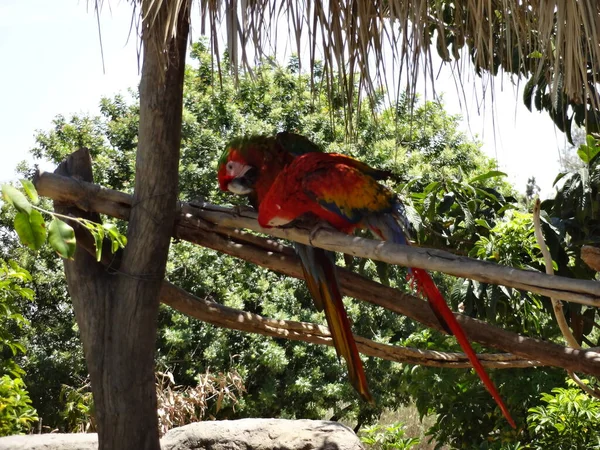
left=577, top=142, right=600, bottom=164
left=19, top=179, right=39, bottom=205
left=48, top=218, right=76, bottom=259
left=468, top=170, right=507, bottom=184
left=14, top=210, right=46, bottom=250
left=552, top=172, right=568, bottom=186
left=2, top=184, right=32, bottom=214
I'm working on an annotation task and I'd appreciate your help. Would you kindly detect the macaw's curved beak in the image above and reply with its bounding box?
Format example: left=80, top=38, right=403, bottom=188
left=228, top=166, right=258, bottom=195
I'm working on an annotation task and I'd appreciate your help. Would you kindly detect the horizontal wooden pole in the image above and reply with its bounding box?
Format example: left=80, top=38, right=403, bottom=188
left=35, top=170, right=600, bottom=306
left=34, top=170, right=600, bottom=376
left=193, top=204, right=600, bottom=308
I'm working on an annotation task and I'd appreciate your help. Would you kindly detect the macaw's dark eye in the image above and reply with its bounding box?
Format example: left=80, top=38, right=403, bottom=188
left=226, top=161, right=234, bottom=171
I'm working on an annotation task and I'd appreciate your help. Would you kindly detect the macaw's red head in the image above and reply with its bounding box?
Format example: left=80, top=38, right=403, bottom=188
left=218, top=135, right=300, bottom=205
left=217, top=139, right=262, bottom=196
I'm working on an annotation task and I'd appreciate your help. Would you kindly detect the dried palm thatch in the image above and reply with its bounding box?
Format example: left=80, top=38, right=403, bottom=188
left=96, top=0, right=600, bottom=137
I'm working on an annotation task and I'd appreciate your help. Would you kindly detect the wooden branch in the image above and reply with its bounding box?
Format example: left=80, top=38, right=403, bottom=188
left=33, top=170, right=600, bottom=376
left=160, top=282, right=537, bottom=369
left=192, top=205, right=600, bottom=307
left=582, top=246, right=600, bottom=272
left=33, top=171, right=600, bottom=307
left=64, top=197, right=534, bottom=370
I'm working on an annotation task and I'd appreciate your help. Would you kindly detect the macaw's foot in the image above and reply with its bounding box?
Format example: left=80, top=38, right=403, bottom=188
left=307, top=221, right=338, bottom=246
left=233, top=204, right=256, bottom=217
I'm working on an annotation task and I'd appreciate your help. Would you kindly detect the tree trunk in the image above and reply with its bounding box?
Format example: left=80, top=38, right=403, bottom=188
left=54, top=2, right=190, bottom=448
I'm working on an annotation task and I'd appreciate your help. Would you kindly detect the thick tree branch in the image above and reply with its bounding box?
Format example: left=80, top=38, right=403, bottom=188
left=34, top=168, right=600, bottom=376
left=34, top=171, right=600, bottom=306
left=66, top=201, right=535, bottom=370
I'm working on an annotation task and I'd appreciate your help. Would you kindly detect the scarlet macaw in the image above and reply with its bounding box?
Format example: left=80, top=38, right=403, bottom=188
left=258, top=151, right=516, bottom=428
left=218, top=132, right=374, bottom=403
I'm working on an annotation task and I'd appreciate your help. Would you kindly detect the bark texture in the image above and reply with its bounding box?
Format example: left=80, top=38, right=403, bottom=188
left=49, top=1, right=190, bottom=447
left=35, top=167, right=600, bottom=376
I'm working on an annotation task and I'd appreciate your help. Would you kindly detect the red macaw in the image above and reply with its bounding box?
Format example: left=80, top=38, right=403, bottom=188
left=218, top=133, right=375, bottom=403
left=258, top=151, right=516, bottom=428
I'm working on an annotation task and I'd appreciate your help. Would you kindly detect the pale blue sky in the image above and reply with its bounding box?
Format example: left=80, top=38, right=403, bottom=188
left=1, top=1, right=568, bottom=196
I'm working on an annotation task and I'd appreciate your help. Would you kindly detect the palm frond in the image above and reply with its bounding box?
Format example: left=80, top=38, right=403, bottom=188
left=103, top=1, right=600, bottom=133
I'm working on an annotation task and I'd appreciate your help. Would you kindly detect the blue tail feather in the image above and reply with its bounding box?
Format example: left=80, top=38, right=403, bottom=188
left=366, top=201, right=411, bottom=245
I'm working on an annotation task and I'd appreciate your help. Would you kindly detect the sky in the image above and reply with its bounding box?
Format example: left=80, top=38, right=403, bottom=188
left=0, top=1, right=571, bottom=196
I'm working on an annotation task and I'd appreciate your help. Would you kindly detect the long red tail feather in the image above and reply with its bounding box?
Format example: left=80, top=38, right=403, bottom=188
left=411, top=268, right=516, bottom=428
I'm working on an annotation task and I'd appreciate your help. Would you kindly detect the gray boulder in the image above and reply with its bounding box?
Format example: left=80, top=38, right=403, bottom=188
left=0, top=419, right=363, bottom=450
left=0, top=433, right=97, bottom=450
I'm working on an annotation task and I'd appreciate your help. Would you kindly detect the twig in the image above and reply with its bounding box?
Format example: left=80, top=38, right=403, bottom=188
left=533, top=198, right=600, bottom=399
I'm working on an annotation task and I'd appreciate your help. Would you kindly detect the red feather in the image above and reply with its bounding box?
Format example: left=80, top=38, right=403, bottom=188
left=411, top=268, right=516, bottom=428
left=259, top=151, right=516, bottom=427
left=220, top=137, right=373, bottom=403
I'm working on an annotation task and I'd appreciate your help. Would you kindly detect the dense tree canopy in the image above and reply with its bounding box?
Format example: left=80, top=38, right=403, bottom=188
left=2, top=40, right=599, bottom=447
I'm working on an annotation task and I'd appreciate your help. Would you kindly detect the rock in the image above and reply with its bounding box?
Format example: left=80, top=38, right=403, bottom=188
left=161, top=419, right=363, bottom=450
left=0, top=433, right=97, bottom=450
left=0, top=419, right=363, bottom=450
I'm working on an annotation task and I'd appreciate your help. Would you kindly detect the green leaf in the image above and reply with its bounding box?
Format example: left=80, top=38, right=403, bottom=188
left=423, top=181, right=441, bottom=195
left=586, top=134, right=597, bottom=148
left=94, top=226, right=105, bottom=261
left=2, top=184, right=32, bottom=214
left=552, top=172, right=568, bottom=186
left=48, top=218, right=76, bottom=259
left=14, top=210, right=47, bottom=250
left=528, top=50, right=543, bottom=59
left=474, top=219, right=491, bottom=229
left=103, top=223, right=128, bottom=253
left=577, top=143, right=600, bottom=164
left=19, top=179, right=39, bottom=205
left=468, top=170, right=507, bottom=184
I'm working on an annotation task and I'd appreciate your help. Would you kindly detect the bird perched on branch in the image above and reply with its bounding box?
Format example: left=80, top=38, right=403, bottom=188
left=218, top=132, right=374, bottom=403
left=257, top=150, right=515, bottom=428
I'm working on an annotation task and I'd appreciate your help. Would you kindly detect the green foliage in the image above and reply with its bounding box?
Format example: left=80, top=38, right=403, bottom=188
left=0, top=375, right=38, bottom=435
left=2, top=181, right=127, bottom=261
left=5, top=38, right=589, bottom=448
left=466, top=212, right=553, bottom=335
left=541, top=135, right=600, bottom=348
left=59, top=381, right=95, bottom=433
left=407, top=170, right=516, bottom=256
left=527, top=380, right=600, bottom=449
left=359, top=422, right=420, bottom=450
left=0, top=259, right=38, bottom=435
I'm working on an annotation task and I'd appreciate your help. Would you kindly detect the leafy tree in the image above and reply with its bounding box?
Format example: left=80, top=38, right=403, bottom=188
left=541, top=135, right=600, bottom=348
left=527, top=379, right=600, bottom=450
left=2, top=39, right=580, bottom=447
left=0, top=259, right=38, bottom=435
left=359, top=422, right=420, bottom=449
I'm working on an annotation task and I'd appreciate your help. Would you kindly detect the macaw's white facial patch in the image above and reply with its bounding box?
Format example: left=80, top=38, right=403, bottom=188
left=228, top=178, right=254, bottom=195
left=226, top=160, right=251, bottom=178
